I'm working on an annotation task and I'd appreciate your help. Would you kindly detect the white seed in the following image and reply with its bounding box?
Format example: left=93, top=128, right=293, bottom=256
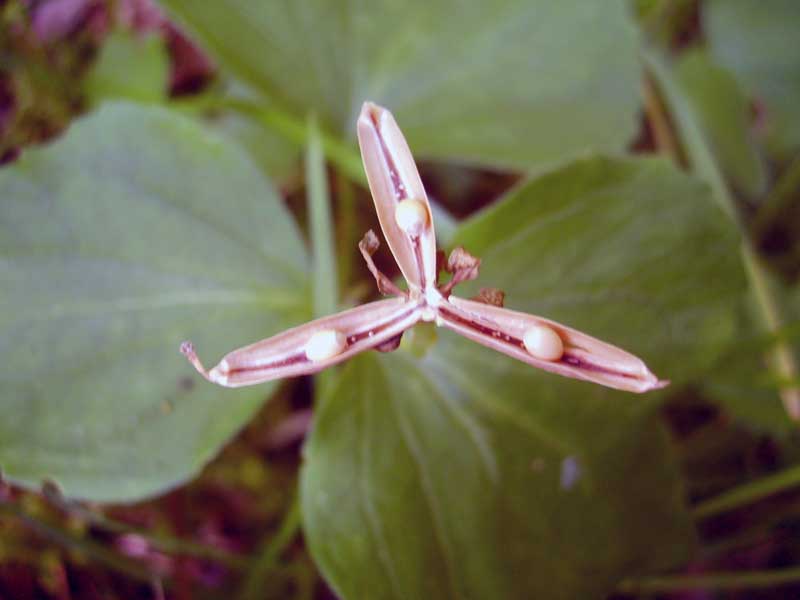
left=394, top=198, right=428, bottom=234
left=523, top=325, right=564, bottom=361
left=305, top=329, right=347, bottom=362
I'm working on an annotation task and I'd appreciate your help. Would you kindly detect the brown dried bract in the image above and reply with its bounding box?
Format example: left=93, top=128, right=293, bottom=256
left=473, top=287, right=505, bottom=307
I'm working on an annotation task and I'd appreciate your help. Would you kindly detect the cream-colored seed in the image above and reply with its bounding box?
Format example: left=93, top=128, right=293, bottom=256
left=394, top=198, right=428, bottom=234
left=523, top=325, right=564, bottom=361
left=305, top=329, right=347, bottom=362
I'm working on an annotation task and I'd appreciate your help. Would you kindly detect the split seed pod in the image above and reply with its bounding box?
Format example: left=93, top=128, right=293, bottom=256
left=182, top=102, right=667, bottom=394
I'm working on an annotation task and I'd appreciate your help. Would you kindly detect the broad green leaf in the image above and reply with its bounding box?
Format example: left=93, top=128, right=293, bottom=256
left=302, top=156, right=743, bottom=599
left=705, top=0, right=800, bottom=159
left=675, top=50, right=767, bottom=200
left=212, top=110, right=300, bottom=183
left=303, top=351, right=693, bottom=600
left=158, top=0, right=641, bottom=169
left=84, top=32, right=169, bottom=104
left=0, top=102, right=309, bottom=502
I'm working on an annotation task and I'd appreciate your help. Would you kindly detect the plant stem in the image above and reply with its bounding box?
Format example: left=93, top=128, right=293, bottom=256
left=305, top=116, right=338, bottom=318
left=0, top=501, right=159, bottom=584
left=642, top=73, right=683, bottom=162
left=643, top=49, right=800, bottom=420
left=693, top=464, right=800, bottom=520
left=38, top=484, right=250, bottom=569
left=618, top=567, right=800, bottom=593
left=237, top=494, right=301, bottom=600
left=741, top=245, right=800, bottom=416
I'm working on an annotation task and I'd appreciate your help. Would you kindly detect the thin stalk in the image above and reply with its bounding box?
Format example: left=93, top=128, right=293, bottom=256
left=644, top=49, right=800, bottom=419
left=642, top=73, right=683, bottom=162
left=693, top=463, right=800, bottom=520
left=40, top=484, right=250, bottom=569
left=305, top=116, right=339, bottom=399
left=742, top=246, right=800, bottom=415
left=0, top=501, right=159, bottom=584
left=305, top=116, right=338, bottom=318
left=618, top=567, right=800, bottom=594
left=237, top=495, right=301, bottom=600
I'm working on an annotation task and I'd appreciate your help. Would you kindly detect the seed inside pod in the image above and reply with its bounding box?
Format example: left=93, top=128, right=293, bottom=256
left=305, top=329, right=347, bottom=362
left=523, top=325, right=564, bottom=361
left=394, top=198, right=428, bottom=234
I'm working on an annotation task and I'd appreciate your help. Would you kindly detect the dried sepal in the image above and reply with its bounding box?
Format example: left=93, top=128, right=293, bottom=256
left=472, top=287, right=505, bottom=307
left=357, top=102, right=437, bottom=295
left=440, top=246, right=481, bottom=296
left=181, top=298, right=420, bottom=388
left=437, top=295, right=667, bottom=393
left=358, top=230, right=405, bottom=297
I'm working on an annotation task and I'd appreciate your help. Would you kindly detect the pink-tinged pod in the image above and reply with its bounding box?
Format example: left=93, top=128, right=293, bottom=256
left=437, top=296, right=668, bottom=393
left=183, top=100, right=668, bottom=395
left=357, top=102, right=438, bottom=296
left=181, top=298, right=420, bottom=388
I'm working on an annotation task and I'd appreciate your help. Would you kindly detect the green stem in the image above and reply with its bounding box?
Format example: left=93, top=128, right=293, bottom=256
left=40, top=484, right=249, bottom=569
left=618, top=567, right=800, bottom=593
left=237, top=495, right=301, bottom=600
left=693, top=464, right=800, bottom=520
left=305, top=115, right=338, bottom=318
left=741, top=246, right=800, bottom=415
left=0, top=501, right=158, bottom=584
left=643, top=49, right=800, bottom=420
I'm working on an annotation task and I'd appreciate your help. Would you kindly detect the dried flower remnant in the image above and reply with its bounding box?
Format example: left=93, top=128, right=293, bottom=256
left=182, top=102, right=667, bottom=393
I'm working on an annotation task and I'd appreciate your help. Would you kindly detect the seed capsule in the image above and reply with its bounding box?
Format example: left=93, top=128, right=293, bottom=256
left=523, top=325, right=564, bottom=361
left=394, top=198, right=428, bottom=234
left=305, top=329, right=347, bottom=362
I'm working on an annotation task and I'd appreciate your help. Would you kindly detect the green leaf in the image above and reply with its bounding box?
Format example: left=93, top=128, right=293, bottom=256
left=199, top=83, right=303, bottom=183
left=303, top=350, right=694, bottom=600
left=84, top=32, right=170, bottom=105
left=705, top=0, right=800, bottom=159
left=157, top=0, right=642, bottom=169
left=302, top=156, right=743, bottom=599
left=675, top=50, right=767, bottom=200
left=0, top=102, right=309, bottom=502
left=211, top=109, right=301, bottom=183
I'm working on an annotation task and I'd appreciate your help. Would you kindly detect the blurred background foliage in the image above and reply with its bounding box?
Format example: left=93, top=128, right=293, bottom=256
left=0, top=0, right=799, bottom=598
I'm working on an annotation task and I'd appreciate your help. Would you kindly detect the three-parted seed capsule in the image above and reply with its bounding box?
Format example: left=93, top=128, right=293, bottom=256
left=180, top=101, right=666, bottom=394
